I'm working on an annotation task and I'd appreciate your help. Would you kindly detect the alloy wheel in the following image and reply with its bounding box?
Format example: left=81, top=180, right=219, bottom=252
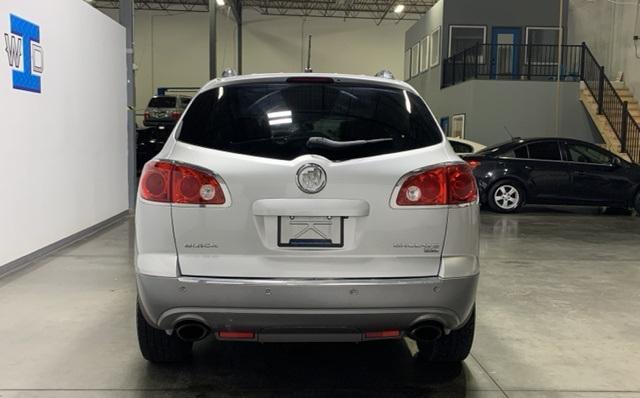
left=493, top=184, right=520, bottom=210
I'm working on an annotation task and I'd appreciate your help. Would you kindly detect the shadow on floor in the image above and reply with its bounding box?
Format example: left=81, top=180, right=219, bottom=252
left=138, top=338, right=469, bottom=397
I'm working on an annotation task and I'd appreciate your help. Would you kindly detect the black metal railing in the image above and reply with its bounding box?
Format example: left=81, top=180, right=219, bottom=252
left=441, top=43, right=583, bottom=88
left=441, top=42, right=639, bottom=163
left=582, top=44, right=640, bottom=162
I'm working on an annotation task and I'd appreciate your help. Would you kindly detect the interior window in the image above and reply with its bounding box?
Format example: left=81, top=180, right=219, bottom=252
left=527, top=141, right=561, bottom=160
left=567, top=143, right=612, bottom=164
left=526, top=27, right=560, bottom=64
left=449, top=26, right=486, bottom=56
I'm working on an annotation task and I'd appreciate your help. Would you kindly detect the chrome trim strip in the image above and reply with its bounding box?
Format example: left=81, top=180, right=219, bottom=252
left=177, top=275, right=444, bottom=286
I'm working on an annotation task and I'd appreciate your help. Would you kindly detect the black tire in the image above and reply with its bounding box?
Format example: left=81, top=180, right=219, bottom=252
left=136, top=302, right=193, bottom=363
left=417, top=307, right=475, bottom=363
left=487, top=180, right=525, bottom=213
left=634, top=191, right=640, bottom=216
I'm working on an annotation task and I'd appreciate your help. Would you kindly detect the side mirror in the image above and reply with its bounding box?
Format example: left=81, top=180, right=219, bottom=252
left=611, top=157, right=622, bottom=167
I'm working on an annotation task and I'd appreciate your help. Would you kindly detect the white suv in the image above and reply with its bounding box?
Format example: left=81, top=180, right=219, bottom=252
left=135, top=73, right=479, bottom=363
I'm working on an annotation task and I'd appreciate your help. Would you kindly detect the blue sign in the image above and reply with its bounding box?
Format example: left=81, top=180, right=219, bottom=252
left=4, top=14, right=43, bottom=93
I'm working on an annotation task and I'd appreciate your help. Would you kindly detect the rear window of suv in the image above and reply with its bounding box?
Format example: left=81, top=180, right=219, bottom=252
left=177, top=82, right=442, bottom=161
left=148, top=96, right=177, bottom=108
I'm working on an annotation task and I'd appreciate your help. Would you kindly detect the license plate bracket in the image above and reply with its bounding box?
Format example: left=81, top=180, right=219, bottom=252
left=277, top=216, right=344, bottom=248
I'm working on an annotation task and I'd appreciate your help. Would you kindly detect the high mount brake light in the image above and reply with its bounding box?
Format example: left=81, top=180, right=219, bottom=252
left=286, top=77, right=335, bottom=83
left=139, top=160, right=226, bottom=205
left=394, top=163, right=478, bottom=206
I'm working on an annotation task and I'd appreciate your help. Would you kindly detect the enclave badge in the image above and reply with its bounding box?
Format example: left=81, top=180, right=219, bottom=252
left=296, top=163, right=327, bottom=194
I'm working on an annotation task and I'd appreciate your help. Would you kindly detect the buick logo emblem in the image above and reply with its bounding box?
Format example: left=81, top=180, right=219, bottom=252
left=296, top=163, right=327, bottom=194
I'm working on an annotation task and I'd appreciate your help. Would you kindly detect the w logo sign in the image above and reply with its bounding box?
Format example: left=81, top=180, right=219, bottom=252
left=4, top=14, right=43, bottom=93
left=4, top=33, right=21, bottom=67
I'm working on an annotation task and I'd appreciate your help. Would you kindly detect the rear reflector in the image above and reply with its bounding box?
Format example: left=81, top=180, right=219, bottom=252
left=364, top=330, right=401, bottom=339
left=217, top=331, right=255, bottom=339
left=139, top=160, right=226, bottom=205
left=394, top=163, right=477, bottom=206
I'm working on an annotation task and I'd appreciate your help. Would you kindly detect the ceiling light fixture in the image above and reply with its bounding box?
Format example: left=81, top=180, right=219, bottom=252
left=394, top=4, right=405, bottom=14
left=216, top=0, right=225, bottom=6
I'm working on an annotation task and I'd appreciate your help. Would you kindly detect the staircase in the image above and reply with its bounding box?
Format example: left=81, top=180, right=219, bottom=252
left=579, top=44, right=640, bottom=163
left=579, top=81, right=639, bottom=161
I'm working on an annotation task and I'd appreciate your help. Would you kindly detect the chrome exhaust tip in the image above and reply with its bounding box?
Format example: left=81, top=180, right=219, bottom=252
left=174, top=322, right=210, bottom=342
left=409, top=321, right=443, bottom=343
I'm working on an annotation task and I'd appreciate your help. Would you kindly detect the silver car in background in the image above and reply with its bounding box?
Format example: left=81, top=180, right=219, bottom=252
left=135, top=73, right=479, bottom=363
left=143, top=95, right=191, bottom=128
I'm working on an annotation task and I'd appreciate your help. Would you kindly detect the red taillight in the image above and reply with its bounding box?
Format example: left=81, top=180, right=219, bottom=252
left=217, top=331, right=255, bottom=339
left=139, top=160, right=226, bottom=205
left=139, top=160, right=172, bottom=202
left=364, top=330, right=401, bottom=339
left=396, top=167, right=447, bottom=206
left=172, top=163, right=225, bottom=205
left=466, top=160, right=481, bottom=169
left=447, top=163, right=478, bottom=204
left=171, top=111, right=181, bottom=121
left=394, top=163, right=477, bottom=206
left=143, top=111, right=150, bottom=120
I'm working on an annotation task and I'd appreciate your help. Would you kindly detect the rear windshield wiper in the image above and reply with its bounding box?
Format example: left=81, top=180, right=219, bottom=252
left=306, top=136, right=392, bottom=150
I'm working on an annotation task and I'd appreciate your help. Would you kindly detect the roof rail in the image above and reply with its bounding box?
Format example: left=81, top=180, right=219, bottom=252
left=221, top=68, right=237, bottom=78
left=375, top=69, right=395, bottom=79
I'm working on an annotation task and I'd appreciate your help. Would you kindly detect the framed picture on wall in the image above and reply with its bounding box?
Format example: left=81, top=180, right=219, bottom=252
left=404, top=49, right=411, bottom=80
left=430, top=26, right=441, bottom=67
left=440, top=117, right=450, bottom=137
left=451, top=114, right=465, bottom=138
left=411, top=43, right=420, bottom=78
left=420, top=36, right=430, bottom=72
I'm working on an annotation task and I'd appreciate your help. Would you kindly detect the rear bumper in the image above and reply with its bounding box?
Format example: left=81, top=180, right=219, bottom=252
left=137, top=273, right=478, bottom=336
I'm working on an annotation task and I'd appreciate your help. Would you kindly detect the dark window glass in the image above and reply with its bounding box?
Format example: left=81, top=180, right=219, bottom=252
left=180, top=97, right=191, bottom=107
left=567, top=143, right=612, bottom=164
left=449, top=140, right=474, bottom=153
left=450, top=26, right=485, bottom=56
left=513, top=146, right=529, bottom=158
left=178, top=83, right=443, bottom=161
left=527, top=141, right=561, bottom=160
left=148, top=96, right=176, bottom=108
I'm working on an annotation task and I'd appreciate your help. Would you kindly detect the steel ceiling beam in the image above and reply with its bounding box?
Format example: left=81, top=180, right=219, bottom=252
left=93, top=0, right=434, bottom=21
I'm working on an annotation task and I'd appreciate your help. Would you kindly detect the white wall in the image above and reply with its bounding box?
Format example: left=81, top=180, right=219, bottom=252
left=568, top=0, right=640, bottom=96
left=0, top=0, right=128, bottom=267
left=99, top=8, right=412, bottom=119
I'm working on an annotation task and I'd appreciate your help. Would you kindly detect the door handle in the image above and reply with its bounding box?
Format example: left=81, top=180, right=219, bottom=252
left=523, top=165, right=532, bottom=170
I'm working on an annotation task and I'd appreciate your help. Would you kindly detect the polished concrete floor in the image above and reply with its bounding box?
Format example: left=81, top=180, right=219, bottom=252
left=1, top=207, right=639, bottom=397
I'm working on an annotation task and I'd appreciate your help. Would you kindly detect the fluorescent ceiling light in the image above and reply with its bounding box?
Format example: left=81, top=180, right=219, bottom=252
left=394, top=4, right=405, bottom=13
left=216, top=0, right=225, bottom=5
